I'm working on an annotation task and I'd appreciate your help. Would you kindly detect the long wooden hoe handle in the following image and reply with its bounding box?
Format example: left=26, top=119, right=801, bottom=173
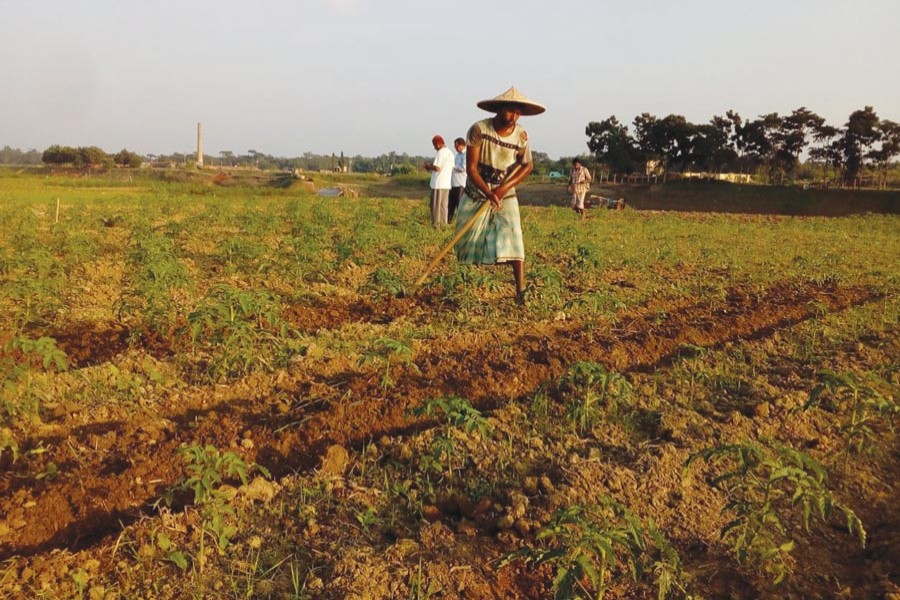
left=413, top=200, right=492, bottom=288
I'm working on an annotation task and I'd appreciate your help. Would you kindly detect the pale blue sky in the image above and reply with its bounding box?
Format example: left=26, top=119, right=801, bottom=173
left=2, top=0, right=898, bottom=159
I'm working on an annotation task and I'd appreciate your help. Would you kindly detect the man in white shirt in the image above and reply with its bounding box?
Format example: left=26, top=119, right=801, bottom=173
left=423, top=135, right=454, bottom=227
left=448, top=137, right=467, bottom=222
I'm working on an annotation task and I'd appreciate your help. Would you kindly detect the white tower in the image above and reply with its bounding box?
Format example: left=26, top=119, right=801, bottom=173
left=196, top=122, right=204, bottom=167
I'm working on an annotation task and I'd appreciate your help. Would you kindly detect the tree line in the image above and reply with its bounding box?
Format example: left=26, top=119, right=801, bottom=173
left=0, top=146, right=43, bottom=165
left=3, top=144, right=432, bottom=175
left=9, top=105, right=896, bottom=189
left=585, top=106, right=898, bottom=188
left=148, top=150, right=434, bottom=175
left=41, top=145, right=143, bottom=169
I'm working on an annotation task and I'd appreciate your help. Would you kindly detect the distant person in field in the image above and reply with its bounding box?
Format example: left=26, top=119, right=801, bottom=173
left=423, top=135, right=454, bottom=227
left=568, top=158, right=593, bottom=217
left=454, top=86, right=545, bottom=302
left=448, top=137, right=467, bottom=222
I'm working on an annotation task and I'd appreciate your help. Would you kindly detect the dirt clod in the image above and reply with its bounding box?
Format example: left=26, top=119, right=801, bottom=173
left=319, top=444, right=350, bottom=477
left=240, top=477, right=280, bottom=503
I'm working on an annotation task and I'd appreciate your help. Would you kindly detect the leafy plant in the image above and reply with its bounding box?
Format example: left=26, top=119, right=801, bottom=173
left=413, top=396, right=491, bottom=435
left=354, top=506, right=379, bottom=533
left=0, top=248, right=64, bottom=330
left=801, top=370, right=899, bottom=457
left=117, top=226, right=191, bottom=335
left=166, top=444, right=270, bottom=567
left=157, top=531, right=189, bottom=570
left=529, top=263, right=566, bottom=306
left=51, top=228, right=99, bottom=269
left=71, top=568, right=89, bottom=599
left=432, top=265, right=503, bottom=314
left=336, top=213, right=381, bottom=266
left=500, top=498, right=682, bottom=600
left=408, top=396, right=491, bottom=477
left=685, top=442, right=865, bottom=583
left=555, top=362, right=632, bottom=433
left=357, top=337, right=417, bottom=388
left=361, top=267, right=408, bottom=299
left=216, top=235, right=270, bottom=274
left=277, top=232, right=329, bottom=283
left=0, top=428, right=20, bottom=463
left=177, top=444, right=252, bottom=504
left=1, top=336, right=68, bottom=417
left=570, top=244, right=603, bottom=271
left=187, top=284, right=292, bottom=379
left=4, top=336, right=68, bottom=372
left=35, top=462, right=58, bottom=481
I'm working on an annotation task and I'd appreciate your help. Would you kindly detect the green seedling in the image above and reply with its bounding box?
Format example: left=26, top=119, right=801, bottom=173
left=0, top=248, right=64, bottom=331
left=116, top=226, right=191, bottom=335
left=357, top=337, right=417, bottom=388
left=361, top=267, right=408, bottom=298
left=500, top=497, right=682, bottom=600
left=408, top=396, right=491, bottom=477
left=408, top=557, right=439, bottom=600
left=799, top=370, right=899, bottom=466
left=216, top=235, right=271, bottom=274
left=2, top=336, right=68, bottom=375
left=187, top=284, right=291, bottom=379
left=556, top=362, right=632, bottom=434
left=157, top=531, right=189, bottom=570
left=1, top=336, right=67, bottom=417
left=354, top=506, right=379, bottom=533
left=570, top=244, right=603, bottom=271
left=0, top=428, right=20, bottom=463
left=685, top=442, right=865, bottom=584
left=35, top=462, right=58, bottom=481
left=71, top=568, right=89, bottom=599
left=165, top=444, right=271, bottom=569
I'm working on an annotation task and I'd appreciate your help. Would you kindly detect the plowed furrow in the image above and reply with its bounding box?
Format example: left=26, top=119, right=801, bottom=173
left=0, top=279, right=879, bottom=560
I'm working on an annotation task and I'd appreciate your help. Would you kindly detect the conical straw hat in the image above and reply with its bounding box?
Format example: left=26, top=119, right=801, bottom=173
left=476, top=86, right=546, bottom=116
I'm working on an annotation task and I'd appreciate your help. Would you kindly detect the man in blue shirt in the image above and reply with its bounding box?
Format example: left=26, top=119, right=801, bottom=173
left=448, top=137, right=467, bottom=222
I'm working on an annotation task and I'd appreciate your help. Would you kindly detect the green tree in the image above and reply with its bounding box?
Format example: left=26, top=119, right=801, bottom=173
left=633, top=113, right=661, bottom=172
left=113, top=148, right=143, bottom=168
left=219, top=150, right=235, bottom=167
left=841, top=106, right=880, bottom=186
left=586, top=116, right=639, bottom=174
left=531, top=150, right=553, bottom=176
left=871, top=119, right=899, bottom=189
left=632, top=113, right=693, bottom=181
left=688, top=118, right=736, bottom=173
left=42, top=145, right=78, bottom=166
left=75, top=146, right=112, bottom=169
left=735, top=115, right=775, bottom=180
left=808, top=123, right=842, bottom=184
left=0, top=146, right=42, bottom=165
left=770, top=107, right=825, bottom=184
left=726, top=110, right=759, bottom=176
left=709, top=115, right=739, bottom=171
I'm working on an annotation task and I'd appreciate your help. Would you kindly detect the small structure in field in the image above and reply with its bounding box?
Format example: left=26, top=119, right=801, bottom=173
left=588, top=194, right=626, bottom=210
left=316, top=185, right=359, bottom=198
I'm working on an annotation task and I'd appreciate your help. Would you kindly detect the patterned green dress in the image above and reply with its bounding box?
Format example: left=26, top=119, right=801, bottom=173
left=454, top=118, right=532, bottom=264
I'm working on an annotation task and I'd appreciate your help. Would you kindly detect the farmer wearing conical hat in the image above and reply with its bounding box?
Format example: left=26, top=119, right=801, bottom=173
left=454, top=86, right=545, bottom=302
